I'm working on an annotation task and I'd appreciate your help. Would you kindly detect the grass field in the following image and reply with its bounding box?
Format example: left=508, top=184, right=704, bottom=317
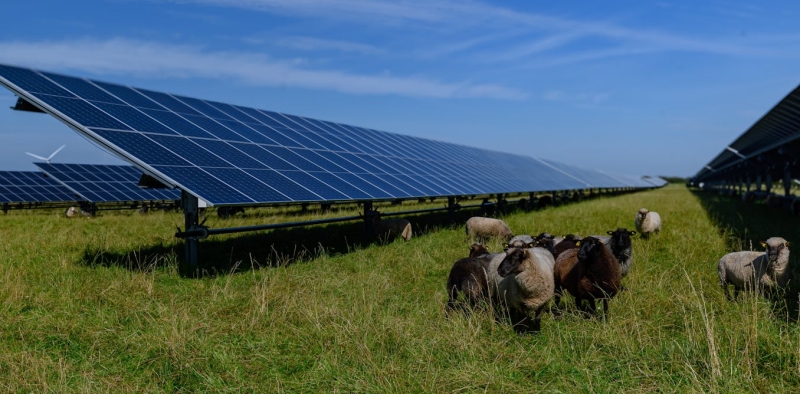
left=2, top=184, right=800, bottom=392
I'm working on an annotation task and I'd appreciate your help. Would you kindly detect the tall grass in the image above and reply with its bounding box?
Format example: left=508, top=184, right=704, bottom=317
left=0, top=185, right=799, bottom=392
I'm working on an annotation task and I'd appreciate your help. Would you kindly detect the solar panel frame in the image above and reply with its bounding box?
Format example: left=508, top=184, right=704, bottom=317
left=34, top=163, right=181, bottom=203
left=0, top=63, right=654, bottom=207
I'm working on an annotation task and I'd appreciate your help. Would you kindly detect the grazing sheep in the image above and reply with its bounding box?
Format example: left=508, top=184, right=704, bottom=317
left=469, top=243, right=490, bottom=258
left=507, top=234, right=534, bottom=246
left=634, top=208, right=661, bottom=237
left=718, top=237, right=791, bottom=300
left=603, top=228, right=636, bottom=277
left=372, top=212, right=412, bottom=241
left=138, top=204, right=149, bottom=215
left=65, top=206, right=79, bottom=218
left=446, top=255, right=490, bottom=313
left=554, top=234, right=581, bottom=259
left=465, top=217, right=513, bottom=242
left=553, top=237, right=621, bottom=315
left=495, top=246, right=555, bottom=333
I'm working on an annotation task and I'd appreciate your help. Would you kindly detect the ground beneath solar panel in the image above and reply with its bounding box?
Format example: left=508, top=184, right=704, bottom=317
left=1, top=184, right=800, bottom=392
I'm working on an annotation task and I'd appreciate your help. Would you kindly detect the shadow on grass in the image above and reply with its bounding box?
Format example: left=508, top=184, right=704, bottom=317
left=79, top=189, right=642, bottom=278
left=78, top=207, right=485, bottom=277
left=691, top=188, right=800, bottom=322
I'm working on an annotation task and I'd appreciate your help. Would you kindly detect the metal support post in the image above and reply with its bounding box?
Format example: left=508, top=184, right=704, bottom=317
left=784, top=164, right=792, bottom=197
left=746, top=174, right=751, bottom=192
left=756, top=174, right=762, bottom=191
left=766, top=172, right=773, bottom=194
left=181, top=190, right=200, bottom=276
left=2, top=202, right=7, bottom=214
left=363, top=201, right=374, bottom=238
left=447, top=196, right=457, bottom=223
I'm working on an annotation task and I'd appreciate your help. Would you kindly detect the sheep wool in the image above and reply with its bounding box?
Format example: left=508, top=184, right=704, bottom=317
left=634, top=208, right=661, bottom=236
left=495, top=247, right=555, bottom=333
left=465, top=217, right=513, bottom=242
left=718, top=237, right=791, bottom=300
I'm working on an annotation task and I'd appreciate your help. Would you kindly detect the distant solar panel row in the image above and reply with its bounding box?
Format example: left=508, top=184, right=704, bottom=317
left=35, top=163, right=180, bottom=203
left=0, top=64, right=655, bottom=206
left=0, top=171, right=76, bottom=203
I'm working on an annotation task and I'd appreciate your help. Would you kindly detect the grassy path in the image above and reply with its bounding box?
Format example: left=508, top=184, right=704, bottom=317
left=1, top=185, right=799, bottom=392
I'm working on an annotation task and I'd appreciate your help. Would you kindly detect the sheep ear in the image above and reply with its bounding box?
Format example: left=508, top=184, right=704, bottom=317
left=607, top=230, right=613, bottom=235
left=503, top=243, right=510, bottom=249
left=528, top=242, right=535, bottom=248
left=761, top=241, right=767, bottom=248
left=575, top=241, right=581, bottom=246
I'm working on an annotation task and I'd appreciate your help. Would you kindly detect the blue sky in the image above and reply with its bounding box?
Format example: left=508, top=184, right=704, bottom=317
left=1, top=0, right=799, bottom=177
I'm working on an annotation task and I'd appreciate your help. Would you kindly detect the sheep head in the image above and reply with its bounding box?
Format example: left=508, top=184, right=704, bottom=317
left=576, top=237, right=603, bottom=261
left=637, top=208, right=649, bottom=222
left=498, top=248, right=529, bottom=277
left=761, top=237, right=790, bottom=263
left=469, top=243, right=489, bottom=257
left=607, top=228, right=636, bottom=252
left=503, top=240, right=534, bottom=252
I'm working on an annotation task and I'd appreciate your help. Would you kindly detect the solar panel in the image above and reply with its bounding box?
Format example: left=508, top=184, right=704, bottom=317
left=539, top=160, right=631, bottom=189
left=0, top=64, right=652, bottom=206
left=0, top=170, right=77, bottom=203
left=34, top=163, right=181, bottom=203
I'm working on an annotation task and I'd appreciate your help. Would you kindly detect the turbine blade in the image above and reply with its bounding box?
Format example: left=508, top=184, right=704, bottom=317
left=48, top=145, right=66, bottom=160
left=25, top=152, right=48, bottom=161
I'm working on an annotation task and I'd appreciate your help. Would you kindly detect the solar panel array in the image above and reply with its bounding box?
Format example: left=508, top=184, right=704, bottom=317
left=0, top=64, right=659, bottom=206
left=694, top=84, right=800, bottom=181
left=35, top=163, right=180, bottom=203
left=0, top=171, right=76, bottom=203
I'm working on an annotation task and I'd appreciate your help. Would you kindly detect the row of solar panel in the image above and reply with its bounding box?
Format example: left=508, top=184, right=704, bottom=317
left=0, top=163, right=181, bottom=204
left=0, top=64, right=664, bottom=206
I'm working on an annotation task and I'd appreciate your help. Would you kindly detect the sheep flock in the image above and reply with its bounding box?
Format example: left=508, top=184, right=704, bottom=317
left=442, top=206, right=792, bottom=335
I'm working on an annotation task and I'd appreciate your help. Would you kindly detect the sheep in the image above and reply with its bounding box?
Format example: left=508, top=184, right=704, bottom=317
left=138, top=204, right=149, bottom=215
left=480, top=199, right=496, bottom=217
left=553, top=236, right=621, bottom=316
left=465, top=217, right=512, bottom=243
left=372, top=212, right=412, bottom=241
left=447, top=242, right=514, bottom=314
left=598, top=228, right=636, bottom=277
left=494, top=246, right=555, bottom=333
left=554, top=234, right=581, bottom=259
left=634, top=208, right=661, bottom=237
left=65, top=206, right=79, bottom=218
left=718, top=237, right=791, bottom=300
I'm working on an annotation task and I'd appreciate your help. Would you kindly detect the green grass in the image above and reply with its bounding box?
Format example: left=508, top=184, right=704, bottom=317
left=2, top=185, right=800, bottom=392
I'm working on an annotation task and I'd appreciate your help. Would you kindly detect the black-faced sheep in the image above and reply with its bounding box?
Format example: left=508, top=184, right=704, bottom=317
left=718, top=237, right=791, bottom=300
left=602, top=228, right=636, bottom=277
left=465, top=217, right=512, bottom=243
left=553, top=237, right=621, bottom=315
left=372, top=212, right=412, bottom=241
left=495, top=246, right=555, bottom=333
left=634, top=208, right=661, bottom=237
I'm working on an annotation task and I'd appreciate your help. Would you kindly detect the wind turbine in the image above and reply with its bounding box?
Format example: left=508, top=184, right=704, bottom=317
left=26, top=145, right=65, bottom=163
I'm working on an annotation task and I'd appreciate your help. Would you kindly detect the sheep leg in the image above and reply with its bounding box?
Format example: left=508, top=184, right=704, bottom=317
left=720, top=282, right=732, bottom=301
left=602, top=299, right=609, bottom=316
left=532, top=306, right=544, bottom=332
left=512, top=308, right=533, bottom=335
left=587, top=298, right=597, bottom=316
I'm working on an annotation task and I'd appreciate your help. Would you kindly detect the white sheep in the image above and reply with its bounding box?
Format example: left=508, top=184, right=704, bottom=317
left=465, top=217, right=513, bottom=242
left=372, top=212, right=412, bottom=242
left=634, top=208, right=661, bottom=237
left=494, top=246, right=555, bottom=333
left=718, top=237, right=791, bottom=300
left=65, top=206, right=79, bottom=218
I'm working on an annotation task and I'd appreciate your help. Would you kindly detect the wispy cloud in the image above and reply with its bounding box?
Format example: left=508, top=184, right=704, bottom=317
left=160, top=0, right=797, bottom=61
left=542, top=90, right=611, bottom=106
left=270, top=36, right=384, bottom=55
left=0, top=38, right=527, bottom=100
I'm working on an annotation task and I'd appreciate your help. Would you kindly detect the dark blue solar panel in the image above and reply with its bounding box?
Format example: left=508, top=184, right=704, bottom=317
left=0, top=63, right=656, bottom=206
left=35, top=163, right=180, bottom=203
left=0, top=171, right=76, bottom=203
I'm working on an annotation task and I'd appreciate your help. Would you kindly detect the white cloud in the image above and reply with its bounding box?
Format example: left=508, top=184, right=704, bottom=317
left=272, top=36, right=384, bottom=55
left=0, top=38, right=527, bottom=100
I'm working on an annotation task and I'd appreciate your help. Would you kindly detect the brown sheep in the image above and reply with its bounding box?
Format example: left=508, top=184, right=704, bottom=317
left=553, top=237, right=621, bottom=315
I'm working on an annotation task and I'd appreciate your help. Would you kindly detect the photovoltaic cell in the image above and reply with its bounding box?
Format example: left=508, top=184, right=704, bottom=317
left=0, top=63, right=659, bottom=206
left=0, top=171, right=77, bottom=203
left=34, top=163, right=180, bottom=203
